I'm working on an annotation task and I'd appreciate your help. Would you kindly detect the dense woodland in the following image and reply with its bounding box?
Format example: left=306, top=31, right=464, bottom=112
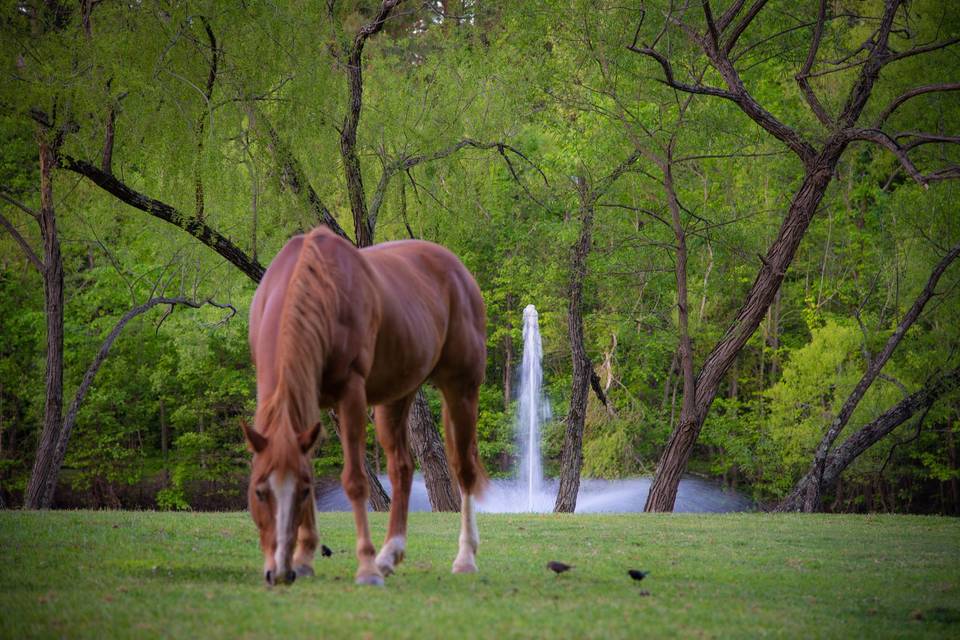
left=1, top=0, right=958, bottom=514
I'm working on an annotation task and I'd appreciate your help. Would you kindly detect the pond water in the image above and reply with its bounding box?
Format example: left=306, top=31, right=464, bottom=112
left=314, top=473, right=753, bottom=513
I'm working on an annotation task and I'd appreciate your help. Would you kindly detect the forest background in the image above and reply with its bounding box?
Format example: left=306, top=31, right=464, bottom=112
left=1, top=0, right=958, bottom=515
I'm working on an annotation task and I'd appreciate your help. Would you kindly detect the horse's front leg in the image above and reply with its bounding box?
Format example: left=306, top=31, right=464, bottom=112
left=293, top=495, right=318, bottom=577
left=339, top=375, right=383, bottom=586
left=374, top=394, right=415, bottom=577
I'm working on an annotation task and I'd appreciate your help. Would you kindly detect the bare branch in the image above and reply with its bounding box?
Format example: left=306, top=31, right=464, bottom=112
left=836, top=0, right=899, bottom=128
left=247, top=105, right=349, bottom=239
left=885, top=36, right=960, bottom=64
left=874, top=83, right=960, bottom=127
left=723, top=0, right=769, bottom=55
left=0, top=188, right=39, bottom=219
left=627, top=45, right=736, bottom=99
left=802, top=239, right=960, bottom=508
left=716, top=0, right=748, bottom=33
left=0, top=209, right=43, bottom=272
left=53, top=296, right=234, bottom=499
left=702, top=1, right=721, bottom=50
left=341, top=0, right=404, bottom=246
left=847, top=128, right=928, bottom=187
left=794, top=0, right=834, bottom=127
left=61, top=155, right=266, bottom=283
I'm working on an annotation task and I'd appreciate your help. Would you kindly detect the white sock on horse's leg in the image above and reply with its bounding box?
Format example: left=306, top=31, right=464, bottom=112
left=375, top=535, right=406, bottom=576
left=452, top=494, right=479, bottom=573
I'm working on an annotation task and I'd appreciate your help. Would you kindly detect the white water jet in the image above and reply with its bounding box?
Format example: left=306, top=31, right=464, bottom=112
left=516, top=304, right=550, bottom=511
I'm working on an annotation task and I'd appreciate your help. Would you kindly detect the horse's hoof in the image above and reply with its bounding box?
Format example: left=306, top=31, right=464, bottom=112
left=451, top=561, right=478, bottom=574
left=355, top=573, right=385, bottom=587
left=295, top=565, right=315, bottom=578
left=375, top=550, right=403, bottom=577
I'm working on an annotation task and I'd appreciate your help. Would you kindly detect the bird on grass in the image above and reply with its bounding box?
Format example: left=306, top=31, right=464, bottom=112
left=547, top=561, right=573, bottom=575
left=321, top=544, right=333, bottom=558
left=628, top=569, right=649, bottom=582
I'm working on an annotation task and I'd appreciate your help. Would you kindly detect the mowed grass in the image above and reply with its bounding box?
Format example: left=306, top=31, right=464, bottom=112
left=1, top=511, right=958, bottom=639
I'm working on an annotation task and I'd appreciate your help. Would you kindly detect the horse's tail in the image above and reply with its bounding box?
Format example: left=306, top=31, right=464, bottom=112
left=259, top=230, right=338, bottom=435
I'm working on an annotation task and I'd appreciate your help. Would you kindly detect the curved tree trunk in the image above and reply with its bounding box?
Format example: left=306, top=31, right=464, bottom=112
left=644, top=150, right=842, bottom=512
left=778, top=365, right=960, bottom=512
left=408, top=390, right=461, bottom=511
left=24, top=136, right=64, bottom=509
left=555, top=196, right=593, bottom=513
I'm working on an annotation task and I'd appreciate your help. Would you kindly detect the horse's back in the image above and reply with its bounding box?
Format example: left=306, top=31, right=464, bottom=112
left=361, top=240, right=486, bottom=396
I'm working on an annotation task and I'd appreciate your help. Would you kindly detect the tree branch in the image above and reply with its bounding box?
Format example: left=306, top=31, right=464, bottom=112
left=340, top=0, right=404, bottom=247
left=53, top=297, right=233, bottom=504
left=61, top=155, right=265, bottom=283
left=836, top=0, right=899, bottom=128
left=794, top=0, right=834, bottom=127
left=885, top=36, right=960, bottom=64
left=722, top=0, right=769, bottom=55
left=847, top=128, right=929, bottom=187
left=801, top=239, right=960, bottom=510
left=874, top=83, right=960, bottom=128
left=0, top=208, right=43, bottom=272
left=627, top=44, right=736, bottom=99
left=820, top=364, right=960, bottom=491
left=246, top=104, right=349, bottom=239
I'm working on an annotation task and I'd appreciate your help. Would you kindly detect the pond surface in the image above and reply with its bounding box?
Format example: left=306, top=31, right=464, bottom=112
left=315, top=473, right=753, bottom=513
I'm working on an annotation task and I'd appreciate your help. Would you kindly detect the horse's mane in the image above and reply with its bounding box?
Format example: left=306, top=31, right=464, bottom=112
left=255, top=229, right=339, bottom=451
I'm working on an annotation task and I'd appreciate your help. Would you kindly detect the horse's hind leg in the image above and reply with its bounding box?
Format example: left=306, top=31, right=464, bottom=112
left=440, top=383, right=484, bottom=574
left=374, top=394, right=415, bottom=577
left=339, top=375, right=383, bottom=586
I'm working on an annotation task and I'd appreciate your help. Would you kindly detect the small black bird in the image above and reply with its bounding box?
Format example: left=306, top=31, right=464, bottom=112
left=321, top=544, right=333, bottom=558
left=628, top=569, right=649, bottom=582
left=547, top=561, right=573, bottom=575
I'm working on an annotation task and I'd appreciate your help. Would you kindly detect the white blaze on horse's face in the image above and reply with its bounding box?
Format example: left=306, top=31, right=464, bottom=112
left=269, top=471, right=297, bottom=581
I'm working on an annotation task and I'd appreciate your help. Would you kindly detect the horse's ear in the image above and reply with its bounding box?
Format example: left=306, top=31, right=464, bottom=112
left=241, top=419, right=268, bottom=453
left=299, top=422, right=322, bottom=454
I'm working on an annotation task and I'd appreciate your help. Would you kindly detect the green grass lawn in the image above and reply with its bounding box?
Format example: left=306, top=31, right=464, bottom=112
left=1, top=511, right=958, bottom=639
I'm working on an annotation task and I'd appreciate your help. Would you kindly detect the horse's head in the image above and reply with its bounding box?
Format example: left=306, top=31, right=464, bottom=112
left=241, top=419, right=321, bottom=586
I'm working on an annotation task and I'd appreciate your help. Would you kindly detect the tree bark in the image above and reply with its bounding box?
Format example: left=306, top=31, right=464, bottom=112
left=645, top=158, right=698, bottom=511
left=555, top=195, right=593, bottom=513
left=24, top=136, right=64, bottom=509
left=644, top=148, right=843, bottom=512
left=788, top=240, right=960, bottom=511
left=338, top=0, right=403, bottom=247
left=61, top=156, right=265, bottom=282
left=407, top=391, right=460, bottom=511
left=807, top=365, right=960, bottom=507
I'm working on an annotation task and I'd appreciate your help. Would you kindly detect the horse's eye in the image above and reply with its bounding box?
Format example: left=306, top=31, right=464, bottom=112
left=255, top=488, right=268, bottom=502
left=300, top=487, right=311, bottom=501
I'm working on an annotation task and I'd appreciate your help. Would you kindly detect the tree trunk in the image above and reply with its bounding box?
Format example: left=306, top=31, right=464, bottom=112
left=555, top=197, right=594, bottom=513
left=779, top=365, right=960, bottom=512
left=645, top=146, right=843, bottom=512
left=160, top=396, right=168, bottom=461
left=407, top=390, right=460, bottom=511
left=780, top=240, right=960, bottom=512
left=645, top=160, right=697, bottom=512
left=24, top=136, right=64, bottom=509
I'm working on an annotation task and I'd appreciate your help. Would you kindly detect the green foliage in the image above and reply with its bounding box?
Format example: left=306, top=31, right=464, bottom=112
left=0, top=0, right=958, bottom=513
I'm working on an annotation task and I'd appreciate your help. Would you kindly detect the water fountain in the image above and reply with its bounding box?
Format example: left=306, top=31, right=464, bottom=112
left=315, top=304, right=753, bottom=513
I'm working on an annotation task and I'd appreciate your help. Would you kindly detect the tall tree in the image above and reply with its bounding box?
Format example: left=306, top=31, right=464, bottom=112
left=555, top=151, right=640, bottom=512
left=631, top=0, right=960, bottom=511
left=777, top=241, right=960, bottom=511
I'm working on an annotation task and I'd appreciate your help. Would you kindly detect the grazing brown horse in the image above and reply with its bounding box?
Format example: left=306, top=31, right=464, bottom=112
left=243, top=227, right=487, bottom=586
